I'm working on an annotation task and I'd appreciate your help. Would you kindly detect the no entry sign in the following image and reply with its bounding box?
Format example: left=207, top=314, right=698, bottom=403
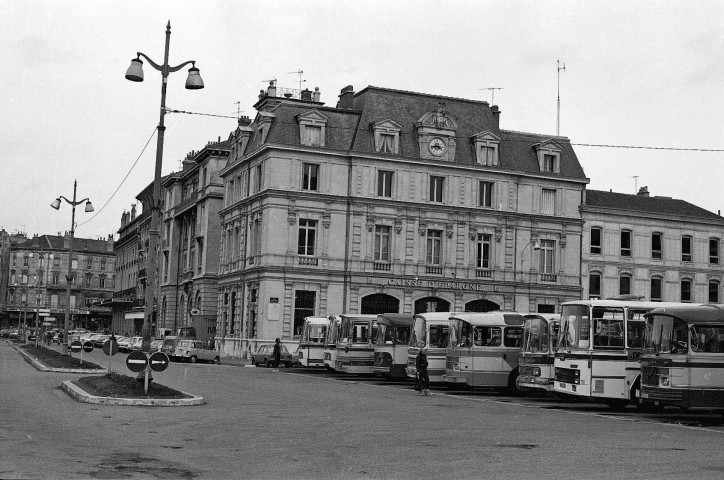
left=69, top=341, right=82, bottom=353
left=82, top=342, right=94, bottom=353
left=126, top=350, right=148, bottom=373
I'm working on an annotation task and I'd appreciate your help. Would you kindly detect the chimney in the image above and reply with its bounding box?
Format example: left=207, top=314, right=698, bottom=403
left=107, top=234, right=114, bottom=251
left=266, top=80, right=277, bottom=98
left=637, top=186, right=650, bottom=197
left=490, top=105, right=501, bottom=128
left=300, top=88, right=312, bottom=101
left=63, top=232, right=70, bottom=248
left=238, top=116, right=251, bottom=127
left=337, top=85, right=355, bottom=109
left=313, top=87, right=321, bottom=102
left=131, top=204, right=137, bottom=220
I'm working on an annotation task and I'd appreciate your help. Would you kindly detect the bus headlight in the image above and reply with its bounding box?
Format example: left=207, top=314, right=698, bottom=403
left=452, top=362, right=460, bottom=371
left=659, top=376, right=670, bottom=387
left=298, top=352, right=303, bottom=359
left=532, top=367, right=541, bottom=377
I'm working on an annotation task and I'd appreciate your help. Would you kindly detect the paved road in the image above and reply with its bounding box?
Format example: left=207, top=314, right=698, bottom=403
left=2, top=340, right=724, bottom=479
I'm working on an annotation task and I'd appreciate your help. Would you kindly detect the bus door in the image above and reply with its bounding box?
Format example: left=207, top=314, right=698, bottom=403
left=591, top=306, right=626, bottom=397
left=473, top=325, right=502, bottom=377
left=457, top=321, right=474, bottom=374
left=503, top=325, right=524, bottom=370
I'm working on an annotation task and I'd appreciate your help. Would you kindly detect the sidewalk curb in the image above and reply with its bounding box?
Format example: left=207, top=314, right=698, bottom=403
left=14, top=345, right=108, bottom=374
left=61, top=380, right=205, bottom=407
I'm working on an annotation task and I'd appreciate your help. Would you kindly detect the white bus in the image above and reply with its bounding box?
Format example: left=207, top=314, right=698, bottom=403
left=640, top=304, right=724, bottom=411
left=517, top=314, right=560, bottom=392
left=443, top=312, right=525, bottom=390
left=323, top=315, right=342, bottom=371
left=296, top=316, right=330, bottom=367
left=554, top=299, right=687, bottom=409
left=335, top=314, right=378, bottom=374
left=406, top=312, right=454, bottom=384
left=373, top=314, right=414, bottom=379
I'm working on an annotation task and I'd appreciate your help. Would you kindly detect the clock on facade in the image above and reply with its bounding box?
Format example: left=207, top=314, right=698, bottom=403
left=428, top=137, right=446, bottom=157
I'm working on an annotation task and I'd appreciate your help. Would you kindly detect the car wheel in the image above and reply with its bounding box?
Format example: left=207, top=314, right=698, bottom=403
left=212, top=357, right=220, bottom=364
left=190, top=356, right=197, bottom=363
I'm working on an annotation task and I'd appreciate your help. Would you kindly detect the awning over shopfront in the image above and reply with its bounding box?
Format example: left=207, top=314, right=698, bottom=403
left=124, top=311, right=145, bottom=320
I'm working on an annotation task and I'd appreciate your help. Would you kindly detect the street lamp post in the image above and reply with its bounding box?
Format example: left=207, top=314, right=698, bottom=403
left=51, top=180, right=94, bottom=355
left=125, top=21, right=204, bottom=390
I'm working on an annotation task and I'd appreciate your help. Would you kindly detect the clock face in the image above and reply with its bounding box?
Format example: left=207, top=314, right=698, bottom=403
left=428, top=138, right=446, bottom=157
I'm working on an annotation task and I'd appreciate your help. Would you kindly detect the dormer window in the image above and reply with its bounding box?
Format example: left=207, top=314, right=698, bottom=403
left=297, top=110, right=328, bottom=147
left=533, top=140, right=562, bottom=174
left=371, top=119, right=402, bottom=154
left=253, top=111, right=275, bottom=149
left=472, top=131, right=501, bottom=166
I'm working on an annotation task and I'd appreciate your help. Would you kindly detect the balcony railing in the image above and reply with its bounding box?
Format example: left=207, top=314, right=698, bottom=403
left=373, top=261, right=391, bottom=271
left=425, top=265, right=442, bottom=275
left=298, top=256, right=318, bottom=266
left=475, top=269, right=492, bottom=278
left=540, top=274, right=558, bottom=282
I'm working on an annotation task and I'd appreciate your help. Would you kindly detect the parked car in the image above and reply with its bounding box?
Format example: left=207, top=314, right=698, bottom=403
left=118, top=336, right=140, bottom=352
left=150, top=339, right=164, bottom=352
left=0, top=328, right=11, bottom=338
left=252, top=344, right=293, bottom=368
left=173, top=339, right=220, bottom=364
left=91, top=334, right=110, bottom=348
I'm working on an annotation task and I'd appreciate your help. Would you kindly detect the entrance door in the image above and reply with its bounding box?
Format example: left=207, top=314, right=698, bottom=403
left=414, top=297, right=450, bottom=314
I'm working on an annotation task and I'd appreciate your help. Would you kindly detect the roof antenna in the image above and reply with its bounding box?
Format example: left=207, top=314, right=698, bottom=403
left=234, top=101, right=242, bottom=119
left=479, top=87, right=503, bottom=105
left=288, top=69, right=305, bottom=91
left=557, top=60, right=566, bottom=135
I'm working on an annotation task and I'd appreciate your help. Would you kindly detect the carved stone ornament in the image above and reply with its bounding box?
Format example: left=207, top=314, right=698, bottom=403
left=495, top=226, right=502, bottom=243
left=469, top=226, right=478, bottom=241
left=418, top=222, right=427, bottom=236
left=366, top=215, right=375, bottom=232
left=394, top=219, right=402, bottom=234
left=446, top=223, right=454, bottom=239
left=322, top=213, right=331, bottom=229
left=287, top=210, right=296, bottom=226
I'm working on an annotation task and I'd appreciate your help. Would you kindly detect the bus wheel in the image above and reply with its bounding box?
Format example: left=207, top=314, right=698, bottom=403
left=507, top=369, right=524, bottom=396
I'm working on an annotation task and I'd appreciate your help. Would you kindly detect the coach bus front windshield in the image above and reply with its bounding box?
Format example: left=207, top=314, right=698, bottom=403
left=523, top=317, right=549, bottom=353
left=643, top=315, right=689, bottom=355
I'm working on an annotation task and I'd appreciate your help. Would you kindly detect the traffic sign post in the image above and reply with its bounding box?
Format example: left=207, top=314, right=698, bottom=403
left=126, top=350, right=148, bottom=373
left=103, top=339, right=119, bottom=373
left=80, top=341, right=93, bottom=366
left=149, top=352, right=170, bottom=372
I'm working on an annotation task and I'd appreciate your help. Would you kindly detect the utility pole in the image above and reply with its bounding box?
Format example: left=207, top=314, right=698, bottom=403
left=557, top=60, right=566, bottom=136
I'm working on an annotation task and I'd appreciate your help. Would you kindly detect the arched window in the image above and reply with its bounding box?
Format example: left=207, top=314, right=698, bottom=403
left=414, top=297, right=450, bottom=314
left=464, top=299, right=500, bottom=312
left=589, top=272, right=602, bottom=299
left=681, top=279, right=692, bottom=302
left=361, top=294, right=400, bottom=315
left=650, top=276, right=663, bottom=301
left=709, top=280, right=720, bottom=303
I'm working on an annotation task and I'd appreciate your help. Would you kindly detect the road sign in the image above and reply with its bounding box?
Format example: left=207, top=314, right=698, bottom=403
left=82, top=342, right=94, bottom=353
left=126, top=350, right=148, bottom=373
left=69, top=341, right=82, bottom=353
left=149, top=352, right=170, bottom=372
left=102, top=339, right=119, bottom=356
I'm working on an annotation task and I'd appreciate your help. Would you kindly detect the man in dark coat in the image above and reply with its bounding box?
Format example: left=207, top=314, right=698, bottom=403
left=416, top=347, right=430, bottom=396
left=273, top=338, right=282, bottom=368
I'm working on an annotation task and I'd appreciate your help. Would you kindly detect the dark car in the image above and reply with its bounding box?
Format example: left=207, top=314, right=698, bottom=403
left=251, top=344, right=293, bottom=368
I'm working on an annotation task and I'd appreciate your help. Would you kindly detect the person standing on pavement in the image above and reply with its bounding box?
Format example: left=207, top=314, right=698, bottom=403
left=416, top=347, right=430, bottom=396
left=272, top=338, right=282, bottom=369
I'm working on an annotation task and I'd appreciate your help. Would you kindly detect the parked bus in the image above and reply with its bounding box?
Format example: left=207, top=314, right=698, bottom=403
left=639, top=304, right=724, bottom=411
left=443, top=312, right=525, bottom=390
left=335, top=314, right=378, bottom=374
left=323, top=315, right=342, bottom=371
left=296, top=316, right=330, bottom=367
left=554, top=299, right=687, bottom=409
left=517, top=314, right=560, bottom=392
left=373, top=314, right=414, bottom=378
left=406, top=312, right=454, bottom=384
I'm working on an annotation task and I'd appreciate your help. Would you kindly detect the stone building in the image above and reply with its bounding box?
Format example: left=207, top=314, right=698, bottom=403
left=108, top=182, right=154, bottom=335
left=581, top=187, right=724, bottom=302
left=158, top=139, right=229, bottom=343
left=216, top=83, right=588, bottom=357
left=3, top=233, right=115, bottom=330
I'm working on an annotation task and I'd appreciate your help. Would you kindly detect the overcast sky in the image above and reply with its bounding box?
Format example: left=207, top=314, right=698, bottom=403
left=2, top=0, right=723, bottom=240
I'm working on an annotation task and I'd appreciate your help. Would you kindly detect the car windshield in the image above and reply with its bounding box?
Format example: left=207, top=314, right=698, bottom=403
left=523, top=317, right=549, bottom=353
left=558, top=305, right=590, bottom=350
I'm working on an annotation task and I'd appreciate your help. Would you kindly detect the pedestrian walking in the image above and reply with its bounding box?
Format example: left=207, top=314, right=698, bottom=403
left=416, top=347, right=430, bottom=396
left=272, top=338, right=282, bottom=369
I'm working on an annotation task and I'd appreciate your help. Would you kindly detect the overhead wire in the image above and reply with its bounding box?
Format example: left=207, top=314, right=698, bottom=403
left=77, top=126, right=157, bottom=226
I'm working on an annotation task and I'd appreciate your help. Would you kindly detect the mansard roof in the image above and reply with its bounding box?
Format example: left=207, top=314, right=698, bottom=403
left=585, top=189, right=724, bottom=222
left=251, top=85, right=587, bottom=180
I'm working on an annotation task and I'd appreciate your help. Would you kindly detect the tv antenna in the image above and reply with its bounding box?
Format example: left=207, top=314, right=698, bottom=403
left=479, top=87, right=503, bottom=105
left=557, top=60, right=566, bottom=136
left=288, top=69, right=305, bottom=91
left=234, top=101, right=242, bottom=119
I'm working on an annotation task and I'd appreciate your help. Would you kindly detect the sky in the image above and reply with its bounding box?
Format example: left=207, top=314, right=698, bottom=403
left=1, top=0, right=723, bottom=240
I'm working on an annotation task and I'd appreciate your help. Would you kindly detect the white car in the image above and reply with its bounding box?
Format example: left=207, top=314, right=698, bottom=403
left=118, top=336, right=139, bottom=352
